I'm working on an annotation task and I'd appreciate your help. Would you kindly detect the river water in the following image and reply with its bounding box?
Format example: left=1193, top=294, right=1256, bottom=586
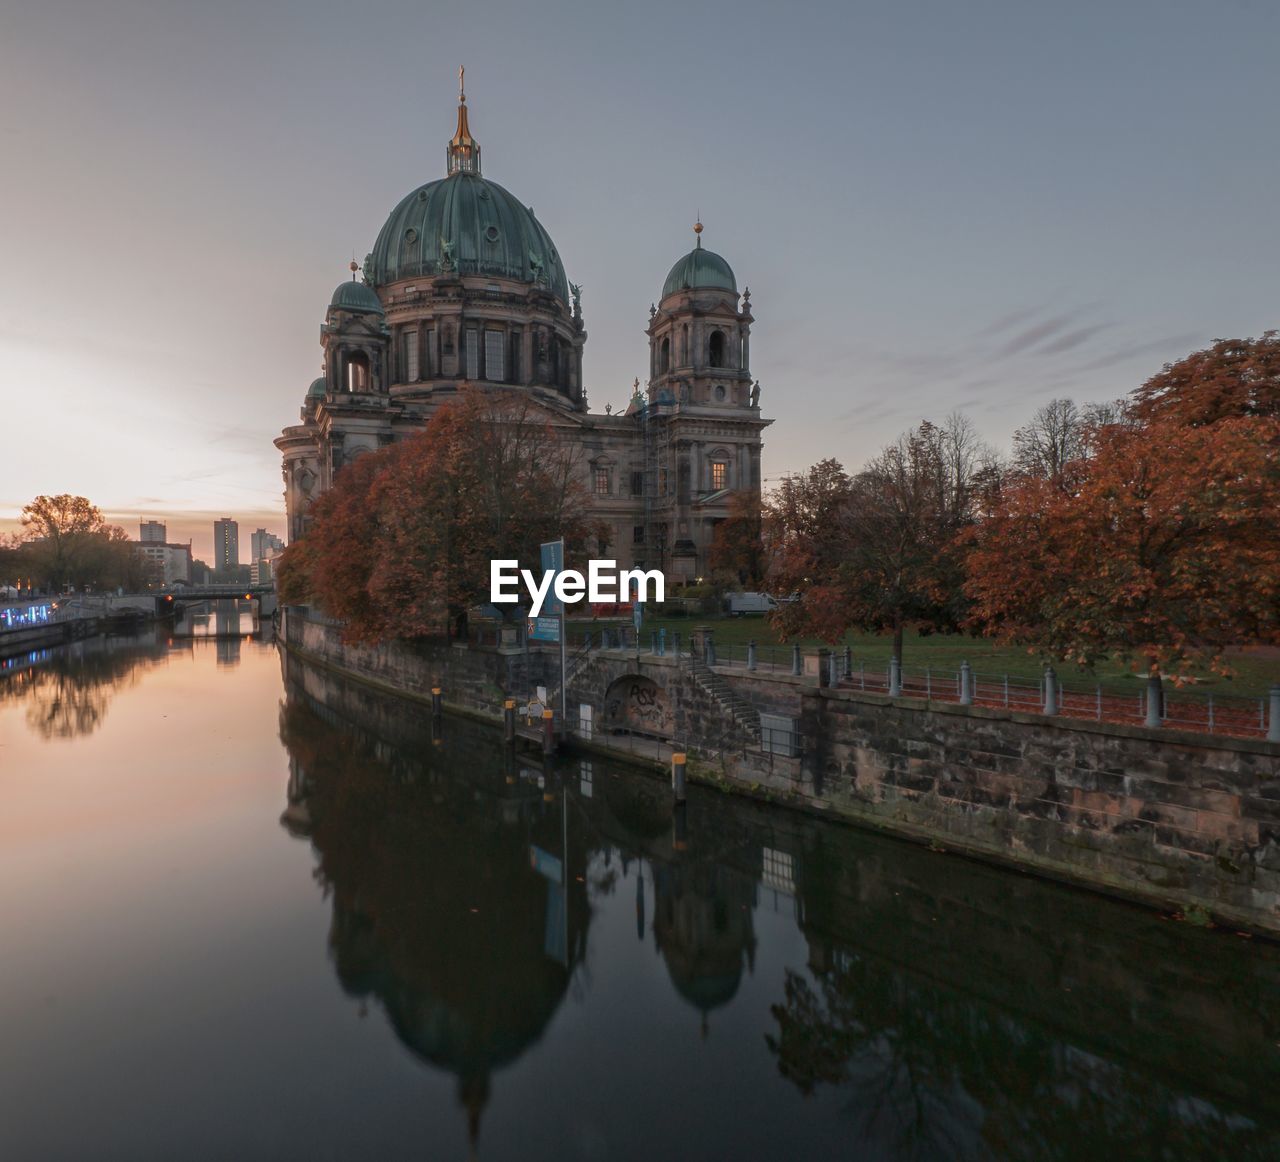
left=1, top=630, right=1278, bottom=1161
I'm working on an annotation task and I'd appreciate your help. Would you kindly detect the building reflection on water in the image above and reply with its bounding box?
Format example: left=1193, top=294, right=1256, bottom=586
left=278, top=649, right=1280, bottom=1160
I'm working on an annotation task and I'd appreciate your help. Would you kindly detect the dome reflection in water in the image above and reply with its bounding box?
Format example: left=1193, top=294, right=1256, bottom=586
left=278, top=648, right=1280, bottom=1161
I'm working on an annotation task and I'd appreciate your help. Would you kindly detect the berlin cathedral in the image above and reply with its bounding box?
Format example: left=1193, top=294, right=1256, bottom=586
left=276, top=76, right=771, bottom=584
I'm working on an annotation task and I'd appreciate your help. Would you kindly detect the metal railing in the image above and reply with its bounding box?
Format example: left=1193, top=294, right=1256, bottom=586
left=462, top=622, right=1278, bottom=744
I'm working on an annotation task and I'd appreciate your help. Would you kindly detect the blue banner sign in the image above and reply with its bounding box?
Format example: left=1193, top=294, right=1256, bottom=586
left=528, top=616, right=560, bottom=643
left=539, top=540, right=564, bottom=618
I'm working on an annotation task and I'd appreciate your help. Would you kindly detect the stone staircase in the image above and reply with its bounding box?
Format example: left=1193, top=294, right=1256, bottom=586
left=688, top=654, right=761, bottom=744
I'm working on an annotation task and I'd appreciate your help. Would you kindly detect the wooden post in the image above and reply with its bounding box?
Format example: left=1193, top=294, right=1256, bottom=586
left=504, top=698, right=515, bottom=743
left=542, top=708, right=555, bottom=755
left=671, top=751, right=687, bottom=803
left=431, top=685, right=442, bottom=716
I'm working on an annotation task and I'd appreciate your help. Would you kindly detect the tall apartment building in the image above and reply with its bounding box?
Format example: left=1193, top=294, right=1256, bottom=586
left=214, top=518, right=239, bottom=576
left=139, top=520, right=166, bottom=543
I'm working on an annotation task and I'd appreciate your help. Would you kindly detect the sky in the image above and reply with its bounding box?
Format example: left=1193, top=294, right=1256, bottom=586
left=1, top=0, right=1277, bottom=562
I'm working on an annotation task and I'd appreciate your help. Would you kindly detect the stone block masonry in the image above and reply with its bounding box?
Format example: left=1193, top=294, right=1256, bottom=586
left=799, top=686, right=1280, bottom=935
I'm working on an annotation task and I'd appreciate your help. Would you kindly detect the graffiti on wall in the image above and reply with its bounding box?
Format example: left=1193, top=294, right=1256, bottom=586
left=603, top=675, right=672, bottom=737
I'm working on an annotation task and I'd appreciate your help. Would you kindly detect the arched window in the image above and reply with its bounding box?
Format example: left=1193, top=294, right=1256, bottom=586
left=344, top=351, right=370, bottom=393
left=708, top=329, right=726, bottom=367
left=680, top=325, right=688, bottom=366
left=659, top=336, right=670, bottom=374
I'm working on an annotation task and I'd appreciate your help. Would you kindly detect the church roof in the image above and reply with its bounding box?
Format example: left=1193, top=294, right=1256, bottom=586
left=366, top=174, right=569, bottom=304
left=661, top=234, right=737, bottom=300
left=363, top=79, right=569, bottom=303
left=329, top=279, right=385, bottom=314
left=306, top=376, right=327, bottom=399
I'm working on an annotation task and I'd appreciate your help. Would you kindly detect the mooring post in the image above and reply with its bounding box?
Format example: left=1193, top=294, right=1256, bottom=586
left=1145, top=675, right=1162, bottom=729
left=1268, top=686, right=1280, bottom=743
left=671, top=752, right=687, bottom=804
left=959, top=661, right=973, bottom=706
left=747, top=639, right=757, bottom=672
left=792, top=642, right=802, bottom=676
left=888, top=656, right=902, bottom=697
left=542, top=708, right=556, bottom=755
left=672, top=801, right=688, bottom=851
left=1043, top=668, right=1057, bottom=716
left=431, top=685, right=443, bottom=716
left=504, top=698, right=515, bottom=743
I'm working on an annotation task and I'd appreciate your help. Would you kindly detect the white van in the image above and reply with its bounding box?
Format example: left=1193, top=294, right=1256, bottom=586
left=725, top=592, right=778, bottom=615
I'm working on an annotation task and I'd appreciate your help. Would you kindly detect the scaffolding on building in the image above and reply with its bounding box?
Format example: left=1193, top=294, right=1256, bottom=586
left=641, top=382, right=673, bottom=572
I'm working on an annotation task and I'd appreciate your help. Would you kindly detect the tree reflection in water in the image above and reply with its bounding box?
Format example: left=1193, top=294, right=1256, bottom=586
left=1, top=633, right=170, bottom=739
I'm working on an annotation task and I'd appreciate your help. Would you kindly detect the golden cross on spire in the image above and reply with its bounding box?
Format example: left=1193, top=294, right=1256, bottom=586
left=459, top=64, right=466, bottom=103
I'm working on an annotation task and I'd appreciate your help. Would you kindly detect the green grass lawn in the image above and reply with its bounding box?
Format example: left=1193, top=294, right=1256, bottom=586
left=568, top=613, right=1279, bottom=699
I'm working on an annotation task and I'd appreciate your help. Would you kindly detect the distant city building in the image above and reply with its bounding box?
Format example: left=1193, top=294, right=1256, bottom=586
left=250, top=528, right=284, bottom=561
left=250, top=556, right=280, bottom=586
left=139, top=520, right=166, bottom=543
left=276, top=80, right=769, bottom=584
left=134, top=541, right=192, bottom=587
left=250, top=528, right=285, bottom=586
left=214, top=518, right=239, bottom=576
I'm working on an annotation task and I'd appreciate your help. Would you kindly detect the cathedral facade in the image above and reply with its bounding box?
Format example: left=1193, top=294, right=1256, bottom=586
left=276, top=81, right=771, bottom=584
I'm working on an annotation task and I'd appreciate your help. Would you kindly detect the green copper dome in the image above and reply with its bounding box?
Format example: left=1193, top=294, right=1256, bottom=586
left=365, top=173, right=569, bottom=304
left=662, top=241, right=736, bottom=300
left=330, top=279, right=385, bottom=314
left=306, top=376, right=327, bottom=399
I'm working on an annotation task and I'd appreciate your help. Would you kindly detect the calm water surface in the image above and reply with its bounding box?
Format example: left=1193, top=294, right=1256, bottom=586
left=1, top=631, right=1278, bottom=1161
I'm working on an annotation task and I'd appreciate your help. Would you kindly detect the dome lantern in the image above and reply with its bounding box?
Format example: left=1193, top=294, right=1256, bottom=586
left=447, top=65, right=481, bottom=177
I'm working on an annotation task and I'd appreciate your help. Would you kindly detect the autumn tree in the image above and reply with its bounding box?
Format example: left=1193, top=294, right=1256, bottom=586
left=707, top=489, right=766, bottom=589
left=767, top=415, right=996, bottom=662
left=277, top=388, right=600, bottom=643
left=1130, top=331, right=1280, bottom=427
left=965, top=415, right=1280, bottom=685
left=15, top=494, right=143, bottom=591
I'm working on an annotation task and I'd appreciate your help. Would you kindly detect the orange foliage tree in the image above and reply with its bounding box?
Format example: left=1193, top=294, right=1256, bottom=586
left=1130, top=331, right=1280, bottom=427
left=707, top=489, right=767, bottom=589
left=966, top=409, right=1280, bottom=683
left=277, top=388, right=600, bottom=642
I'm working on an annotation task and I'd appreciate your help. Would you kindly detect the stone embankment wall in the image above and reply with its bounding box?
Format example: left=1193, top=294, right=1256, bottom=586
left=283, top=607, right=549, bottom=719
left=281, top=608, right=1280, bottom=935
left=797, top=687, right=1280, bottom=935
